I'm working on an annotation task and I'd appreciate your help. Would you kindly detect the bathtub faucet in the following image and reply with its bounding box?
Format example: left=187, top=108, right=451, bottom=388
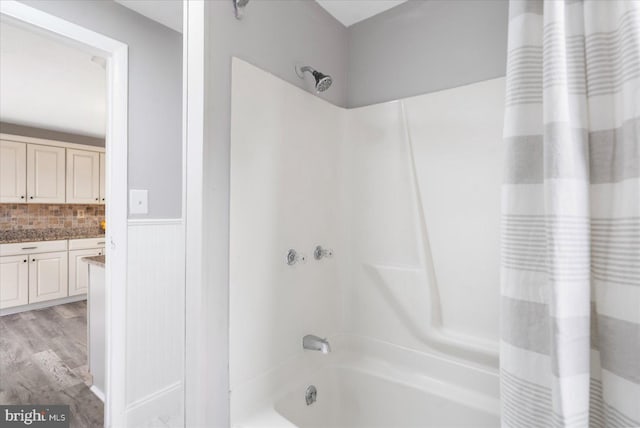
left=303, top=335, right=331, bottom=354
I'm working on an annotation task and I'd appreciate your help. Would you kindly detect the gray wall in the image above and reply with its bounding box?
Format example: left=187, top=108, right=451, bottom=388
left=209, top=1, right=349, bottom=108
left=20, top=0, right=183, bottom=219
left=347, top=0, right=509, bottom=107
left=201, top=1, right=348, bottom=425
left=0, top=121, right=105, bottom=148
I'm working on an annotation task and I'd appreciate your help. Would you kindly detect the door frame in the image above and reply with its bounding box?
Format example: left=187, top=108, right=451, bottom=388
left=0, top=2, right=128, bottom=426
left=183, top=1, right=209, bottom=426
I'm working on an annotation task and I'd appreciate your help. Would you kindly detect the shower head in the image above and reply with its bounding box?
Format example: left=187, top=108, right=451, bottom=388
left=296, top=65, right=333, bottom=93
left=312, top=70, right=333, bottom=93
left=233, top=0, right=249, bottom=19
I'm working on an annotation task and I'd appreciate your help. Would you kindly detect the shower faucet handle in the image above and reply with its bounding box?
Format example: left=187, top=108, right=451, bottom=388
left=286, top=249, right=306, bottom=266
left=313, top=245, right=333, bottom=260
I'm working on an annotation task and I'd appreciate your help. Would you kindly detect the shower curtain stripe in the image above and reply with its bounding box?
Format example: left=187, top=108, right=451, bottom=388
left=501, top=1, right=640, bottom=427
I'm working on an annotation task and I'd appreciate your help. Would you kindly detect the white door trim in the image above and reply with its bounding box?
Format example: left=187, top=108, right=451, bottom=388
left=183, top=1, right=210, bottom=426
left=0, top=2, right=129, bottom=426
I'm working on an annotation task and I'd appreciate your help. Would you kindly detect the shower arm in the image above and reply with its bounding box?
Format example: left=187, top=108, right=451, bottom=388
left=296, top=65, right=316, bottom=79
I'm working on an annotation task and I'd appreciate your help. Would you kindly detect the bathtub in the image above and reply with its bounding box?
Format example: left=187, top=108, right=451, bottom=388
left=232, top=336, right=500, bottom=428
left=274, top=366, right=499, bottom=428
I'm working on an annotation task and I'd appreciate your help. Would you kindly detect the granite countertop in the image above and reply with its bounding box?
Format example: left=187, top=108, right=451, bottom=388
left=83, top=255, right=105, bottom=268
left=0, top=228, right=105, bottom=244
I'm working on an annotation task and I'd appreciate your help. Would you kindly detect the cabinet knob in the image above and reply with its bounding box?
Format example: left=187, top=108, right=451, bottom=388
left=23, top=259, right=27, bottom=263
left=102, top=198, right=105, bottom=201
left=31, top=258, right=35, bottom=262
left=29, top=196, right=34, bottom=200
left=95, top=198, right=99, bottom=201
left=20, top=195, right=25, bottom=199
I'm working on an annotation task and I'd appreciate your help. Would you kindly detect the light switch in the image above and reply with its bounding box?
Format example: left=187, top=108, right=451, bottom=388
left=129, top=189, right=148, bottom=214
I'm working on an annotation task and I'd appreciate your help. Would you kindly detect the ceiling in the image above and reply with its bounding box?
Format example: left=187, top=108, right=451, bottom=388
left=315, top=0, right=408, bottom=27
left=113, top=0, right=403, bottom=32
left=114, top=0, right=183, bottom=33
left=0, top=20, right=106, bottom=138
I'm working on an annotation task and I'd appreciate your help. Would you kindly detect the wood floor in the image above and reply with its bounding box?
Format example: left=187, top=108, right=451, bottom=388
left=0, top=301, right=104, bottom=427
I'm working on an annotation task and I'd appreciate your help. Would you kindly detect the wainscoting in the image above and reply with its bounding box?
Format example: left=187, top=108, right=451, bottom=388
left=126, top=219, right=185, bottom=427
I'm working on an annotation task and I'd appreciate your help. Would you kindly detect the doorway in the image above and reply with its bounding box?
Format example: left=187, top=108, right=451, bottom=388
left=0, top=1, right=128, bottom=426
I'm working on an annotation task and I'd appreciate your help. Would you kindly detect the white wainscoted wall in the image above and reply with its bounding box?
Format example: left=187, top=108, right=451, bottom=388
left=126, top=219, right=185, bottom=427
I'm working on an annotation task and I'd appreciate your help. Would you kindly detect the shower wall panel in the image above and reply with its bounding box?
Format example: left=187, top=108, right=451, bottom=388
left=403, top=78, right=505, bottom=344
left=230, top=58, right=345, bottom=391
left=230, top=59, right=505, bottom=395
left=344, top=78, right=505, bottom=357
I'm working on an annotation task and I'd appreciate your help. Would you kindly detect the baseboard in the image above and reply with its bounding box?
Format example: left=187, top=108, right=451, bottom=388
left=126, top=381, right=184, bottom=427
left=0, top=294, right=87, bottom=316
left=90, top=385, right=105, bottom=402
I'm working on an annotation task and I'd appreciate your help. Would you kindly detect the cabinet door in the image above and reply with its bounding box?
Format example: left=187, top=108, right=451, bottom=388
left=27, top=144, right=66, bottom=203
left=99, top=152, right=106, bottom=204
left=0, top=140, right=27, bottom=203
left=0, top=255, right=29, bottom=309
left=28, top=251, right=68, bottom=303
left=67, top=149, right=100, bottom=204
left=68, top=248, right=102, bottom=296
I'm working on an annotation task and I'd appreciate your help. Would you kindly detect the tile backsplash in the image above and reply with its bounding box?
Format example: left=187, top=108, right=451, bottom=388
left=0, top=204, right=105, bottom=231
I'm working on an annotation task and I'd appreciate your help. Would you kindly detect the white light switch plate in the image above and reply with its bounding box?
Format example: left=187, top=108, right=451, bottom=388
left=129, top=189, right=148, bottom=214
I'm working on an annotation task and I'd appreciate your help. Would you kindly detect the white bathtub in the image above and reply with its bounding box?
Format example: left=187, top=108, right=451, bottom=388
left=274, top=366, right=499, bottom=428
left=232, top=336, right=500, bottom=428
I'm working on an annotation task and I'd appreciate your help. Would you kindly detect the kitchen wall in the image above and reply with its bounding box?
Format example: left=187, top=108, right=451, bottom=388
left=347, top=0, right=508, bottom=107
left=0, top=203, right=104, bottom=231
left=0, top=122, right=104, bottom=148
left=19, top=0, right=183, bottom=219
left=201, top=3, right=349, bottom=425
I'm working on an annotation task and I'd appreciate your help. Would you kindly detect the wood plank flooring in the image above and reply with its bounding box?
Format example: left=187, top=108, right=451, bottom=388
left=0, top=301, right=104, bottom=427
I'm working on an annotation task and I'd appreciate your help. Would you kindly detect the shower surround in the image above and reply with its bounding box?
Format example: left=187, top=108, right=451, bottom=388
left=229, top=58, right=506, bottom=426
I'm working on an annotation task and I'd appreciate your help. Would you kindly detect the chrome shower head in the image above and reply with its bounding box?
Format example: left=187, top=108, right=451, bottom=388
left=233, top=0, right=249, bottom=19
left=296, top=65, right=333, bottom=93
left=312, top=70, right=332, bottom=93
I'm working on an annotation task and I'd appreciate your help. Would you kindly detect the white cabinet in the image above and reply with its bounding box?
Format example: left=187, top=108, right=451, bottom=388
left=1, top=240, right=70, bottom=310
left=0, top=135, right=105, bottom=205
left=27, top=144, right=66, bottom=203
left=69, top=247, right=103, bottom=296
left=67, top=149, right=100, bottom=204
left=0, top=140, right=27, bottom=203
left=0, top=239, right=108, bottom=311
left=99, top=152, right=106, bottom=204
left=0, top=255, right=29, bottom=309
left=28, top=251, right=68, bottom=303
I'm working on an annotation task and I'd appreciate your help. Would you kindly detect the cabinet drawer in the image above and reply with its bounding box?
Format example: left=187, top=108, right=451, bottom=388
left=68, top=237, right=106, bottom=250
left=0, top=240, right=68, bottom=257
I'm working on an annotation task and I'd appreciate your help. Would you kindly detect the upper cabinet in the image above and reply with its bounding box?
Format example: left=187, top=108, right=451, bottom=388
left=0, top=140, right=27, bottom=203
left=27, top=144, right=66, bottom=204
left=0, top=136, right=105, bottom=205
left=67, top=149, right=100, bottom=204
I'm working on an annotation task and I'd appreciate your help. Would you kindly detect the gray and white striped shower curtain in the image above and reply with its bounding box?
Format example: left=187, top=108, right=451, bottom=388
left=501, top=1, right=639, bottom=427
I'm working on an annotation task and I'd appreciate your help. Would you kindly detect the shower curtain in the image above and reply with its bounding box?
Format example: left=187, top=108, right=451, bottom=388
left=501, top=1, right=639, bottom=427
